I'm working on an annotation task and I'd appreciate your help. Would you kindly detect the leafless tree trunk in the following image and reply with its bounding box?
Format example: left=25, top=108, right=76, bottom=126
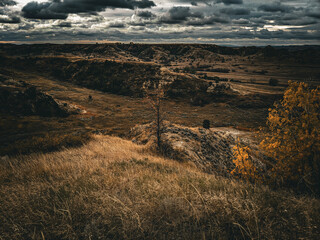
left=143, top=80, right=165, bottom=151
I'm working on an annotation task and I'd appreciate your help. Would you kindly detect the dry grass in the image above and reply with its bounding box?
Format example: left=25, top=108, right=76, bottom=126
left=0, top=135, right=319, bottom=240
left=0, top=132, right=92, bottom=156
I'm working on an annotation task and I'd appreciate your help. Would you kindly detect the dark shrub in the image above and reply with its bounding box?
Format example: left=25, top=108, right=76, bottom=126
left=269, top=78, right=279, bottom=86
left=184, top=66, right=196, bottom=74
left=209, top=68, right=230, bottom=73
left=253, top=70, right=268, bottom=75
left=190, top=94, right=210, bottom=107
left=203, top=120, right=210, bottom=129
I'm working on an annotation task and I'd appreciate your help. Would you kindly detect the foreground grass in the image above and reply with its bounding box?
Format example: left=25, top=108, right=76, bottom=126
left=0, top=136, right=319, bottom=240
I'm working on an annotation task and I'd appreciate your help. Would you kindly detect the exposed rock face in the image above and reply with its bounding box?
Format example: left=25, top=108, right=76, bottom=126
left=0, top=75, right=68, bottom=117
left=130, top=122, right=256, bottom=175
left=206, top=82, right=231, bottom=94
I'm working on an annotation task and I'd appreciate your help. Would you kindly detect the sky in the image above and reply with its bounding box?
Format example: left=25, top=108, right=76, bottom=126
left=0, top=0, right=319, bottom=45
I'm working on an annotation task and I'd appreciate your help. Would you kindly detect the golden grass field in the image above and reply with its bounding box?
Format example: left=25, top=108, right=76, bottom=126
left=1, top=135, right=319, bottom=239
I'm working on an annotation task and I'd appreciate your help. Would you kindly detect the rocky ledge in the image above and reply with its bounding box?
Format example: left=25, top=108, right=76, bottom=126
left=130, top=121, right=263, bottom=176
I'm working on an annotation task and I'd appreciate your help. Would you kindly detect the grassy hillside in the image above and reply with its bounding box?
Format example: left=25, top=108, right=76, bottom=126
left=1, top=135, right=319, bottom=240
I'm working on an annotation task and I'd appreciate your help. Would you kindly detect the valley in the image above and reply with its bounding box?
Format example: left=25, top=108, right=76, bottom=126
left=1, top=43, right=319, bottom=156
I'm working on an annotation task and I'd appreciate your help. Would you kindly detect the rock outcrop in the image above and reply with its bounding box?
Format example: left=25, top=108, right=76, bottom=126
left=0, top=75, right=68, bottom=117
left=130, top=122, right=259, bottom=175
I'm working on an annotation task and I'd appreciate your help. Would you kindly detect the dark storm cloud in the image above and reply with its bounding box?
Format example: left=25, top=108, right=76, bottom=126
left=220, top=8, right=250, bottom=15
left=174, top=0, right=206, bottom=5
left=22, top=2, right=68, bottom=19
left=167, top=6, right=202, bottom=21
left=128, top=21, right=146, bottom=26
left=58, top=21, right=72, bottom=27
left=258, top=2, right=295, bottom=13
left=0, top=0, right=16, bottom=7
left=232, top=18, right=249, bottom=25
left=187, top=15, right=229, bottom=26
left=216, top=0, right=242, bottom=5
left=307, top=12, right=320, bottom=19
left=1, top=0, right=319, bottom=45
left=137, top=10, right=155, bottom=18
left=134, top=0, right=156, bottom=8
left=0, top=15, right=20, bottom=23
left=0, top=1, right=21, bottom=24
left=176, top=0, right=242, bottom=5
left=278, top=17, right=318, bottom=26
left=159, top=6, right=203, bottom=23
left=22, top=0, right=156, bottom=19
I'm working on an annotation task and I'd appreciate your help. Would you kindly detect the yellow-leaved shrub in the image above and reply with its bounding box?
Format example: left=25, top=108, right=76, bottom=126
left=231, top=144, right=261, bottom=183
left=261, top=81, right=320, bottom=192
left=232, top=81, right=319, bottom=193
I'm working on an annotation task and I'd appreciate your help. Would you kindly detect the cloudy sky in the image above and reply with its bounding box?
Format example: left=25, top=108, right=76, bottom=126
left=0, top=0, right=319, bottom=45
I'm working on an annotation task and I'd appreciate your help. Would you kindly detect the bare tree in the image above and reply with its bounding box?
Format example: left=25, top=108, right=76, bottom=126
left=143, top=80, right=165, bottom=151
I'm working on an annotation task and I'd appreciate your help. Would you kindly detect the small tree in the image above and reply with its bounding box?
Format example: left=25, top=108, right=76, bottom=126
left=143, top=80, right=165, bottom=151
left=231, top=81, right=319, bottom=193
left=261, top=81, right=320, bottom=192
